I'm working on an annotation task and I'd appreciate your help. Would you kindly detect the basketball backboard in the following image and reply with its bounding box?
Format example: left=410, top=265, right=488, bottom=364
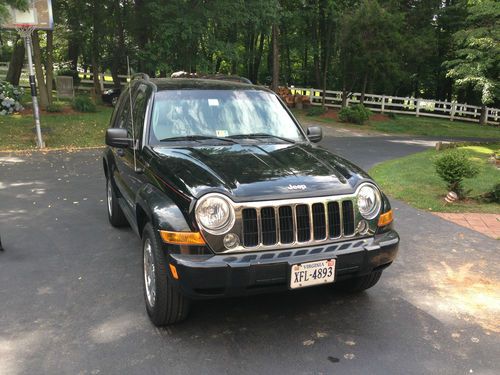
left=1, top=0, right=53, bottom=30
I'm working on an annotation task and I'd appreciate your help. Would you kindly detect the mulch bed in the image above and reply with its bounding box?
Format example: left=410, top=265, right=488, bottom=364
left=20, top=107, right=79, bottom=116
left=320, top=109, right=390, bottom=122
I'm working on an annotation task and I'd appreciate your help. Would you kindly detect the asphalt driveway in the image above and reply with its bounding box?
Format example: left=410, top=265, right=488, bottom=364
left=0, top=136, right=498, bottom=374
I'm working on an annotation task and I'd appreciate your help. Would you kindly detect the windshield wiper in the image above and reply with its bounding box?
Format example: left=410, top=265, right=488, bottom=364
left=159, top=135, right=238, bottom=144
left=228, top=133, right=297, bottom=144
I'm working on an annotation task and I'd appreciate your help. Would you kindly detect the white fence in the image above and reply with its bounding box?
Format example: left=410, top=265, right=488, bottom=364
left=0, top=62, right=128, bottom=91
left=1, top=62, right=499, bottom=125
left=291, top=87, right=500, bottom=125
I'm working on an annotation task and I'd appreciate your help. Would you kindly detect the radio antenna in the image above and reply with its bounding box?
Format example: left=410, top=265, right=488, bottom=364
left=127, top=56, right=137, bottom=172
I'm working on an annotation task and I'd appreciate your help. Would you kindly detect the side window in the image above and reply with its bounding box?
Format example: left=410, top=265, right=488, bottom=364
left=129, top=84, right=150, bottom=140
left=126, top=84, right=151, bottom=139
left=114, top=88, right=131, bottom=129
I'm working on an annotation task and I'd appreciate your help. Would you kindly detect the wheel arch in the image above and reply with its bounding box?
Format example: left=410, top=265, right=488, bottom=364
left=136, top=184, right=192, bottom=237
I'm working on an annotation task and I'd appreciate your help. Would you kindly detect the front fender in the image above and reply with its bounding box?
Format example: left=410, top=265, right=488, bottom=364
left=136, top=184, right=192, bottom=233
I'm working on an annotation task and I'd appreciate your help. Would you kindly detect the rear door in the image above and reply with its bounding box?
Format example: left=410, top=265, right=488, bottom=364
left=118, top=84, right=152, bottom=208
left=110, top=87, right=132, bottom=205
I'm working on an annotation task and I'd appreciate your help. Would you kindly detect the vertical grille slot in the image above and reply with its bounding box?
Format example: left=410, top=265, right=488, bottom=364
left=327, top=202, right=341, bottom=238
left=239, top=198, right=358, bottom=249
left=260, top=207, right=277, bottom=245
left=295, top=204, right=311, bottom=242
left=312, top=203, right=326, bottom=240
left=278, top=206, right=294, bottom=244
left=342, top=200, right=355, bottom=236
left=242, top=208, right=259, bottom=247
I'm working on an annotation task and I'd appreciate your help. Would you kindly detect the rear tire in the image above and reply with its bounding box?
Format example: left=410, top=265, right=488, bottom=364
left=142, top=223, right=190, bottom=326
left=333, top=270, right=382, bottom=293
left=106, top=177, right=128, bottom=227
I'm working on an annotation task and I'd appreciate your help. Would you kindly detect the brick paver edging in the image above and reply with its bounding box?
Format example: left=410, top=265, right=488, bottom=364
left=434, top=212, right=500, bottom=240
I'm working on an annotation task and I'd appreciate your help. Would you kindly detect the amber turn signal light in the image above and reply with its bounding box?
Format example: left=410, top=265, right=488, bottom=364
left=169, top=264, right=179, bottom=280
left=160, top=230, right=206, bottom=245
left=378, top=210, right=393, bottom=227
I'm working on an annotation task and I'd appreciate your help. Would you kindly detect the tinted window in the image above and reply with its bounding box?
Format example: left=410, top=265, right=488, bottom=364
left=114, top=88, right=130, bottom=129
left=130, top=85, right=149, bottom=140
left=150, top=90, right=305, bottom=143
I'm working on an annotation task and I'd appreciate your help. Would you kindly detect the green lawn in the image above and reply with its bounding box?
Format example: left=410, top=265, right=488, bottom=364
left=295, top=109, right=500, bottom=139
left=370, top=144, right=500, bottom=213
left=0, top=107, right=112, bottom=150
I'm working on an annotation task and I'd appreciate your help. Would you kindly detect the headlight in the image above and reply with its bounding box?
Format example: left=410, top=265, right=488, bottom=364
left=357, top=184, right=381, bottom=220
left=195, top=194, right=235, bottom=234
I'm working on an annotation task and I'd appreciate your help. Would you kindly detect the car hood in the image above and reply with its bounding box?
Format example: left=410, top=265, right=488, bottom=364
left=150, top=142, right=371, bottom=202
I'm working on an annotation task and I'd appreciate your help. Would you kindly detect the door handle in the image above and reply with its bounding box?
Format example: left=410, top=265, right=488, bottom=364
left=117, top=148, right=125, bottom=157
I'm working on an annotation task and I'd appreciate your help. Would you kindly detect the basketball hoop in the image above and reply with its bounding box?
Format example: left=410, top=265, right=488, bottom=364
left=14, top=24, right=36, bottom=37
left=1, top=1, right=54, bottom=149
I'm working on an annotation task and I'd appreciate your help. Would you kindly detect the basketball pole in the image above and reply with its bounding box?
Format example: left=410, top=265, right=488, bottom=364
left=22, top=29, right=44, bottom=148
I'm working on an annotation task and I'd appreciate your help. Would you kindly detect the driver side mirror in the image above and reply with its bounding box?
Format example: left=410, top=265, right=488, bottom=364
left=106, top=128, right=133, bottom=148
left=307, top=126, right=323, bottom=143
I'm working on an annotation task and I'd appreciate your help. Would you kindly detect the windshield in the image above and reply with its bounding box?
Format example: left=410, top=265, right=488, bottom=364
left=149, top=90, right=305, bottom=143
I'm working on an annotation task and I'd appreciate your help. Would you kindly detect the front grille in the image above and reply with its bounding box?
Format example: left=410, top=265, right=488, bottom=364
left=242, top=209, right=259, bottom=247
left=242, top=198, right=357, bottom=248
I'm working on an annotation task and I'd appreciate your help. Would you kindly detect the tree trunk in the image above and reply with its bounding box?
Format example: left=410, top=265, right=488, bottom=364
left=360, top=71, right=368, bottom=104
left=302, top=45, right=308, bottom=86
left=6, top=37, right=25, bottom=86
left=479, top=105, right=487, bottom=125
left=91, top=0, right=102, bottom=97
left=67, top=38, right=80, bottom=70
left=31, top=31, right=50, bottom=109
left=321, top=18, right=333, bottom=108
left=91, top=56, right=101, bottom=99
left=111, top=0, right=126, bottom=88
left=271, top=24, right=280, bottom=93
left=252, top=32, right=265, bottom=84
left=45, top=31, right=54, bottom=105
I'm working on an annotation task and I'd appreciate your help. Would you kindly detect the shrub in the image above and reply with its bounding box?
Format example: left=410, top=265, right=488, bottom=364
left=46, top=103, right=64, bottom=113
left=433, top=149, right=479, bottom=198
left=338, top=104, right=371, bottom=124
left=306, top=106, right=327, bottom=116
left=72, top=96, right=96, bottom=113
left=480, top=183, right=500, bottom=204
left=56, top=69, right=81, bottom=86
left=0, top=81, right=24, bottom=115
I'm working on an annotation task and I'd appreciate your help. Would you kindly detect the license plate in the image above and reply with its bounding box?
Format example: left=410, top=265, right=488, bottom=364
left=290, top=259, right=336, bottom=289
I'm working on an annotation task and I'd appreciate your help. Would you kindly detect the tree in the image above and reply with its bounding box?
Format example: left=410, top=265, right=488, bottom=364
left=337, top=0, right=403, bottom=105
left=271, top=23, right=279, bottom=92
left=0, top=0, right=28, bottom=21
left=2, top=0, right=28, bottom=85
left=5, top=36, right=24, bottom=85
left=444, top=0, right=500, bottom=123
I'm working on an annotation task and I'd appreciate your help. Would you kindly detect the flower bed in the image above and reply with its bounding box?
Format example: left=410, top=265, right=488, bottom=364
left=0, top=81, right=24, bottom=115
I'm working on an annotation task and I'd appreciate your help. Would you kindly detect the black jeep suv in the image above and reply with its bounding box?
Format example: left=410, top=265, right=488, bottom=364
left=103, top=77, right=399, bottom=326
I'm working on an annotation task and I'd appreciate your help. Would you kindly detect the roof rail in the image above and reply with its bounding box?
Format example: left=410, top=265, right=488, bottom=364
left=199, top=74, right=252, bottom=84
left=131, top=73, right=150, bottom=81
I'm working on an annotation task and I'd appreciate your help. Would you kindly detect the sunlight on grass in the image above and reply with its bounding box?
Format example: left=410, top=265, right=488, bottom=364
left=296, top=109, right=500, bottom=139
left=370, top=143, right=500, bottom=214
left=0, top=107, right=113, bottom=150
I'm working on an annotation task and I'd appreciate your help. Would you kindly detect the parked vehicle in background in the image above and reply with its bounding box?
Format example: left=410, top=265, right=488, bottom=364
left=103, top=75, right=399, bottom=326
left=102, top=88, right=121, bottom=106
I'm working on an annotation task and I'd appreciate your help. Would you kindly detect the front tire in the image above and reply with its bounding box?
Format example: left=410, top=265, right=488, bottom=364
left=333, top=270, right=382, bottom=293
left=106, top=177, right=128, bottom=227
left=142, top=223, right=190, bottom=326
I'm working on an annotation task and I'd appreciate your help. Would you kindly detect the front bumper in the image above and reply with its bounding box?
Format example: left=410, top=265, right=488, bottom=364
left=168, top=229, right=399, bottom=299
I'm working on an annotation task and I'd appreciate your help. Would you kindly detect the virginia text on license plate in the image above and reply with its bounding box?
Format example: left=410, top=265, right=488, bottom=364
left=290, top=259, right=336, bottom=289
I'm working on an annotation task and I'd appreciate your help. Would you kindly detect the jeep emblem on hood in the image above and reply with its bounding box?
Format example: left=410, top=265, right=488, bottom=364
left=287, top=184, right=307, bottom=191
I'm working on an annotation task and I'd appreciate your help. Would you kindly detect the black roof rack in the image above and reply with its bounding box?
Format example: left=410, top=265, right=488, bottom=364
left=169, top=71, right=252, bottom=84
left=198, top=74, right=252, bottom=84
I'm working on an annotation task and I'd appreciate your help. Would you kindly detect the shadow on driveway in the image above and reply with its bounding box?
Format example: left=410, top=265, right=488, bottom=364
left=0, top=148, right=498, bottom=375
